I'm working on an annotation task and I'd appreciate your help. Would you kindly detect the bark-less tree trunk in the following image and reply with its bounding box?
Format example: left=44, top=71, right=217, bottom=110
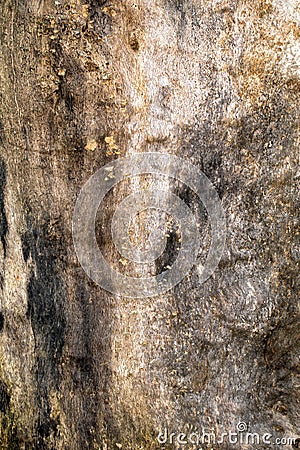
left=0, top=0, right=299, bottom=449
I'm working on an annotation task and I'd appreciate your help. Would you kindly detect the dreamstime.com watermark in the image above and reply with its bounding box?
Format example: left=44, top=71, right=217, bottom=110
left=157, top=423, right=298, bottom=448
left=72, top=152, right=226, bottom=298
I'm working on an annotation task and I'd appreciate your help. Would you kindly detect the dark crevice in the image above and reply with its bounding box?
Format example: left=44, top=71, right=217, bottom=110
left=0, top=159, right=8, bottom=258
left=0, top=380, right=10, bottom=414
left=21, top=215, right=66, bottom=449
left=0, top=311, right=4, bottom=332
left=0, top=120, right=5, bottom=144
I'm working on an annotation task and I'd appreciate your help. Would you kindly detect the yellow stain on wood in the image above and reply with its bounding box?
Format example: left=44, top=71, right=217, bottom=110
left=85, top=139, right=98, bottom=151
left=104, top=136, right=120, bottom=155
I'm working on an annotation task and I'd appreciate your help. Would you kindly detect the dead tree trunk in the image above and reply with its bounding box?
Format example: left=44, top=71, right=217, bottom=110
left=0, top=0, right=299, bottom=449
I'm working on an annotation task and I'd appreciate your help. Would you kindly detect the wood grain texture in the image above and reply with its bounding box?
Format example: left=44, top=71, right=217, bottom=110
left=0, top=0, right=299, bottom=448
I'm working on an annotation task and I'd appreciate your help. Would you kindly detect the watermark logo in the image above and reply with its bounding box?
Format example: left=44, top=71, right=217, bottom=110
left=157, top=423, right=298, bottom=447
left=72, top=152, right=226, bottom=298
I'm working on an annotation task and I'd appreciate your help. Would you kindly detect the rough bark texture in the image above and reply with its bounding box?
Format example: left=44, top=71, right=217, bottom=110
left=0, top=0, right=299, bottom=449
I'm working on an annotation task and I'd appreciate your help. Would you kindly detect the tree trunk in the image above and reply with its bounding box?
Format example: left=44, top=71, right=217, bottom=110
left=0, top=0, right=299, bottom=449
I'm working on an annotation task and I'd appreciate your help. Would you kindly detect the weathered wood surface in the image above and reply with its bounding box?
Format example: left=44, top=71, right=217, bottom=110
left=0, top=0, right=299, bottom=448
